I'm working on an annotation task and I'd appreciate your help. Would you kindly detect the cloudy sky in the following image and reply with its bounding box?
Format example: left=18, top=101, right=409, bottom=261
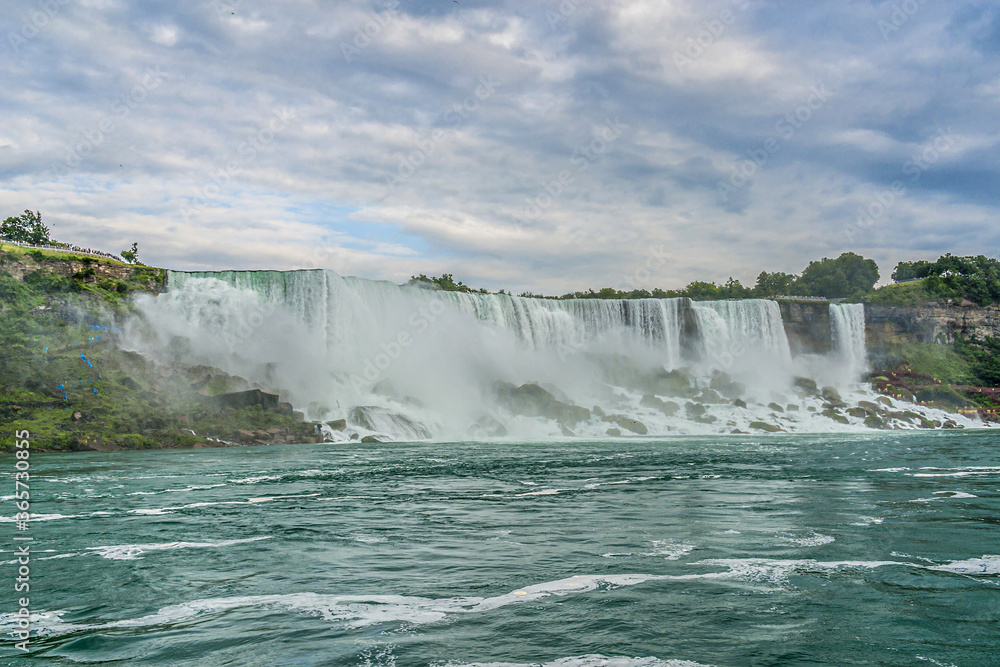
left=2, top=0, right=998, bottom=293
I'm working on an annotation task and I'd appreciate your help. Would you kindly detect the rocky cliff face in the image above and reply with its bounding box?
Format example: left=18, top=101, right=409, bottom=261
left=864, top=302, right=1000, bottom=371
left=778, top=300, right=831, bottom=354
left=865, top=303, right=1000, bottom=345
left=3, top=251, right=165, bottom=293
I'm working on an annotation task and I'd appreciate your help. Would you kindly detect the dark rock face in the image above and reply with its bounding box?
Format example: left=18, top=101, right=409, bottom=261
left=493, top=382, right=591, bottom=426
left=865, top=303, right=1000, bottom=369
left=211, top=389, right=280, bottom=411
left=777, top=301, right=831, bottom=354
left=602, top=415, right=648, bottom=434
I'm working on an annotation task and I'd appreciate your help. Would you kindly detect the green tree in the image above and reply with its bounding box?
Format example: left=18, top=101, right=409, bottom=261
left=797, top=252, right=879, bottom=298
left=120, top=242, right=140, bottom=264
left=753, top=271, right=796, bottom=296
left=1, top=210, right=50, bottom=245
left=682, top=281, right=721, bottom=301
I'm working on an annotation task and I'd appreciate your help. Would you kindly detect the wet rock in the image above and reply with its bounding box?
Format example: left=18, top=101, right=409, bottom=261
left=733, top=398, right=747, bottom=409
left=686, top=402, right=707, bottom=417
left=785, top=404, right=799, bottom=412
left=857, top=400, right=880, bottom=412
left=361, top=434, right=389, bottom=443
left=695, top=388, right=727, bottom=404
left=603, top=415, right=648, bottom=435
left=561, top=424, right=575, bottom=437
left=731, top=429, right=748, bottom=434
left=920, top=418, right=936, bottom=429
left=469, top=415, right=507, bottom=438
left=327, top=418, right=347, bottom=431
left=592, top=405, right=605, bottom=418
left=793, top=377, right=820, bottom=395
left=649, top=369, right=695, bottom=397
left=211, top=389, right=280, bottom=411
left=494, top=382, right=591, bottom=427
left=865, top=415, right=886, bottom=429
left=606, top=428, right=622, bottom=437
left=709, top=371, right=746, bottom=400
left=821, top=386, right=845, bottom=407
left=749, top=421, right=783, bottom=433
left=875, top=396, right=892, bottom=407
left=821, top=408, right=850, bottom=424
left=767, top=402, right=784, bottom=413
left=846, top=407, right=868, bottom=419
left=640, top=394, right=680, bottom=416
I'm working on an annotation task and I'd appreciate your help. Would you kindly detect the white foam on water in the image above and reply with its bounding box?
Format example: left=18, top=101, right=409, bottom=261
left=912, top=466, right=1000, bottom=478
left=648, top=541, right=696, bottom=560
left=851, top=516, right=884, bottom=526
left=85, top=536, right=272, bottom=560
left=911, top=491, right=978, bottom=503
left=515, top=489, right=561, bottom=497
left=0, top=574, right=660, bottom=638
left=4, top=557, right=995, bottom=640
left=0, top=513, right=78, bottom=523
left=440, top=656, right=713, bottom=667
left=127, top=493, right=321, bottom=515
left=781, top=533, right=835, bottom=547
left=228, top=474, right=283, bottom=484
left=689, top=558, right=903, bottom=586
left=926, top=555, right=1000, bottom=575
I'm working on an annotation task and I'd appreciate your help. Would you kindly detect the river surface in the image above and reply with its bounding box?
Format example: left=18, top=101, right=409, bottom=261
left=2, top=433, right=998, bottom=666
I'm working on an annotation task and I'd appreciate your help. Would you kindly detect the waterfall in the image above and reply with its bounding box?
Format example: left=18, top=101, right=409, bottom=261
left=830, top=303, right=867, bottom=378
left=691, top=299, right=792, bottom=370
left=125, top=270, right=885, bottom=438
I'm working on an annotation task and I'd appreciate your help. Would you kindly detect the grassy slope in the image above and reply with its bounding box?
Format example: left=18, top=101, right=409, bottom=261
left=0, top=246, right=316, bottom=452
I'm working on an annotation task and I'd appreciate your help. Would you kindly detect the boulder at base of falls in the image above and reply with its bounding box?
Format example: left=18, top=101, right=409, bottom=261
left=648, top=369, right=696, bottom=398
left=767, top=402, right=785, bottom=413
left=793, top=377, right=820, bottom=396
left=493, top=382, right=591, bottom=427
left=733, top=398, right=748, bottom=409
left=749, top=421, right=784, bottom=433
left=864, top=415, right=888, bottom=430
left=709, top=371, right=746, bottom=399
left=685, top=402, right=707, bottom=417
left=348, top=406, right=433, bottom=440
left=821, top=408, right=850, bottom=424
left=326, top=418, right=347, bottom=431
left=606, top=428, right=622, bottom=437
left=602, top=415, right=648, bottom=435
left=361, top=434, right=389, bottom=443
left=695, top=388, right=727, bottom=404
left=640, top=394, right=680, bottom=416
left=468, top=415, right=507, bottom=438
left=821, top=386, right=845, bottom=407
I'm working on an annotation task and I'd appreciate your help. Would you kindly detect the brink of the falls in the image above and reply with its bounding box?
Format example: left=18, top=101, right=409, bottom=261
left=123, top=270, right=977, bottom=441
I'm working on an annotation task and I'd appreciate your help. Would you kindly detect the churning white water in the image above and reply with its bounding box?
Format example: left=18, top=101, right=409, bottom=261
left=124, top=270, right=973, bottom=439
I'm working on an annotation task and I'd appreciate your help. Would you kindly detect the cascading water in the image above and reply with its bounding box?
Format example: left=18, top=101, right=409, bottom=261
left=126, top=270, right=973, bottom=439
left=830, top=303, right=868, bottom=382
left=692, top=299, right=792, bottom=369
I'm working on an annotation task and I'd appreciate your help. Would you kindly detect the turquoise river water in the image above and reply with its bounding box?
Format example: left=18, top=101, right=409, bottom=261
left=2, top=432, right=998, bottom=666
